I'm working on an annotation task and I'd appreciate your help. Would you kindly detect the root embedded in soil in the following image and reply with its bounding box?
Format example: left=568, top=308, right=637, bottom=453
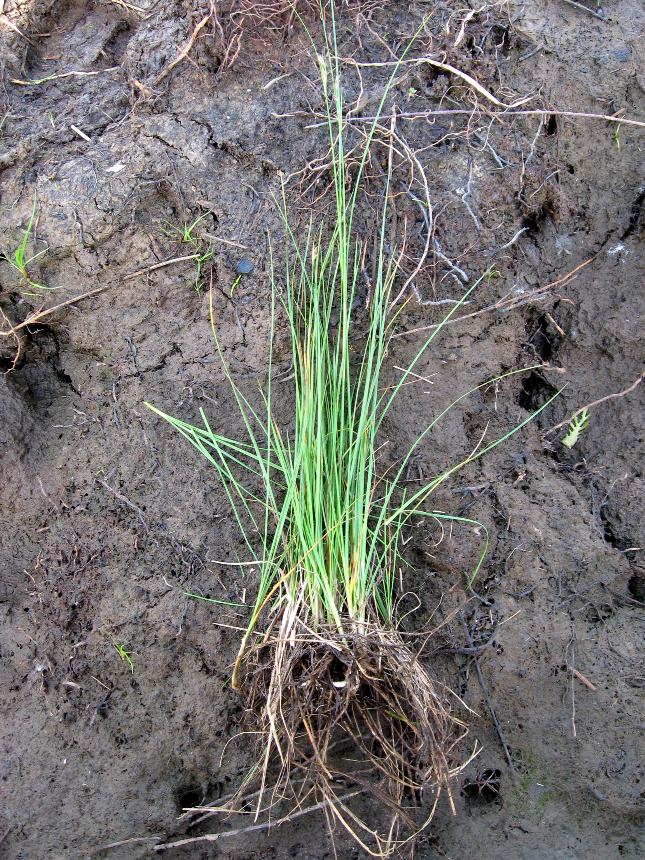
left=230, top=608, right=470, bottom=855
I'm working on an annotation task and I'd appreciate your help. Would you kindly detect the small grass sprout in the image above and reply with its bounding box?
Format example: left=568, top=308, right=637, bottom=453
left=193, top=243, right=214, bottom=294
left=162, top=211, right=214, bottom=293
left=2, top=194, right=52, bottom=293
left=112, top=640, right=134, bottom=674
left=163, top=210, right=211, bottom=248
left=561, top=408, right=589, bottom=448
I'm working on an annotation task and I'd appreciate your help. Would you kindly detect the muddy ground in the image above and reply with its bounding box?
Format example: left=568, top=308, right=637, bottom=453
left=1, top=1, right=644, bottom=858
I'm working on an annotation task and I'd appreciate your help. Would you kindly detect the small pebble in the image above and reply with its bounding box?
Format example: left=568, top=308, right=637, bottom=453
left=611, top=47, right=631, bottom=63
left=236, top=258, right=254, bottom=275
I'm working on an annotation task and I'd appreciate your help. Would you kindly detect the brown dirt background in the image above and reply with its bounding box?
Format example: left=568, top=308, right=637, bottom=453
left=0, top=1, right=643, bottom=858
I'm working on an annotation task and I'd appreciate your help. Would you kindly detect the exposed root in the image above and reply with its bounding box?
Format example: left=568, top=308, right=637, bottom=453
left=219, top=607, right=470, bottom=856
left=212, top=0, right=319, bottom=74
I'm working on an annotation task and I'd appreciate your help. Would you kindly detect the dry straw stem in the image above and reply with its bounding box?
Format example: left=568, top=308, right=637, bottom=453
left=123, top=254, right=202, bottom=280
left=153, top=791, right=362, bottom=852
left=560, top=0, right=609, bottom=21
left=344, top=53, right=532, bottom=109
left=0, top=2, right=34, bottom=43
left=11, top=67, right=119, bottom=87
left=307, top=107, right=645, bottom=130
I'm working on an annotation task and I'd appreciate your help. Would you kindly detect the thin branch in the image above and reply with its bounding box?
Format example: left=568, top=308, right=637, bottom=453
left=123, top=254, right=201, bottom=280
left=0, top=287, right=106, bottom=337
left=393, top=257, right=595, bottom=339
left=560, top=0, right=609, bottom=22
left=11, top=67, right=119, bottom=86
left=91, top=835, right=162, bottom=854
left=308, top=108, right=645, bottom=130
left=340, top=55, right=532, bottom=109
left=546, top=372, right=645, bottom=435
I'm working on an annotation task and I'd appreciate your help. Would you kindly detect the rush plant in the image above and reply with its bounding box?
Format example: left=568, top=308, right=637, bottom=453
left=146, top=6, right=557, bottom=854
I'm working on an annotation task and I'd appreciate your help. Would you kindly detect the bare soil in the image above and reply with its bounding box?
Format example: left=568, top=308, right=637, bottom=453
left=1, top=2, right=643, bottom=858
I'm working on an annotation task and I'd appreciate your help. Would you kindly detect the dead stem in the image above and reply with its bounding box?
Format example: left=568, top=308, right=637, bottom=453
left=123, top=254, right=201, bottom=280
left=153, top=791, right=362, bottom=852
left=11, top=68, right=119, bottom=87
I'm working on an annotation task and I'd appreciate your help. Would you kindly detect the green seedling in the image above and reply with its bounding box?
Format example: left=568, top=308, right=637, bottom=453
left=2, top=194, right=52, bottom=293
left=194, top=244, right=214, bottom=294
left=229, top=257, right=254, bottom=297
left=561, top=408, right=589, bottom=448
left=162, top=211, right=215, bottom=293
left=112, top=640, right=134, bottom=673
left=163, top=211, right=212, bottom=248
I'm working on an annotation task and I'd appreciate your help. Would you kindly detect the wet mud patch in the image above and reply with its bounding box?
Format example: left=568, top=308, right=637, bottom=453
left=1, top=1, right=644, bottom=858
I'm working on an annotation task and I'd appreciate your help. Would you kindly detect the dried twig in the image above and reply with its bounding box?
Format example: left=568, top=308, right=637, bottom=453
left=568, top=665, right=597, bottom=691
left=393, top=256, right=595, bottom=339
left=569, top=641, right=577, bottom=738
left=344, top=55, right=532, bottom=109
left=311, top=108, right=645, bottom=131
left=123, top=254, right=201, bottom=280
left=0, top=287, right=106, bottom=338
left=11, top=67, right=119, bottom=86
left=545, top=371, right=645, bottom=435
left=204, top=232, right=249, bottom=249
left=560, top=0, right=609, bottom=22
left=153, top=792, right=362, bottom=852
left=91, top=835, right=162, bottom=855
left=0, top=7, right=34, bottom=44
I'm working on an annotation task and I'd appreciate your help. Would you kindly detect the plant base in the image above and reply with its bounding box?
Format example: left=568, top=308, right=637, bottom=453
left=233, top=608, right=469, bottom=856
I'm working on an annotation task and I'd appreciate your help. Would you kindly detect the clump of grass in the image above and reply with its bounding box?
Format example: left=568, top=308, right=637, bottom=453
left=1, top=194, right=52, bottom=294
left=146, top=7, right=557, bottom=853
